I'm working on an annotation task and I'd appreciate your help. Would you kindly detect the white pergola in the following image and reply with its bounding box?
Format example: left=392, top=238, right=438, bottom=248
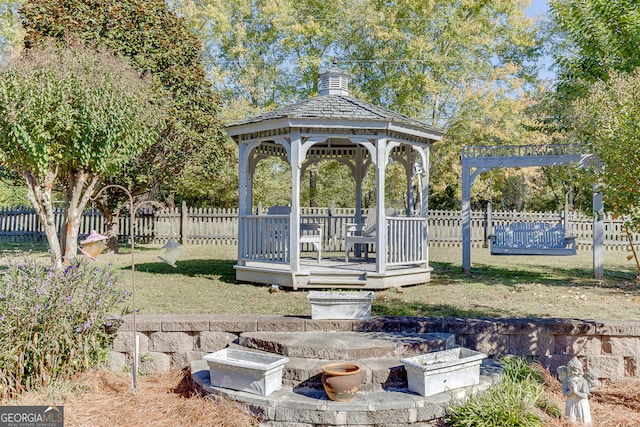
left=226, top=69, right=444, bottom=289
left=461, top=144, right=604, bottom=279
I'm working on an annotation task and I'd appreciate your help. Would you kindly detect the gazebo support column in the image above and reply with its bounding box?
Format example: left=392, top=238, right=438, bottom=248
left=290, top=132, right=302, bottom=273
left=355, top=149, right=364, bottom=225
left=405, top=159, right=415, bottom=216
left=421, top=146, right=430, bottom=267
left=375, top=137, right=387, bottom=274
left=237, top=141, right=257, bottom=266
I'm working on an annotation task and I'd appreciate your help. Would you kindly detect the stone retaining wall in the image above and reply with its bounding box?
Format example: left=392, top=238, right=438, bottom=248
left=109, top=315, right=640, bottom=381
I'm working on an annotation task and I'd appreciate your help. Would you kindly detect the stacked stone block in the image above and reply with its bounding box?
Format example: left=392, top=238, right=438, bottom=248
left=109, top=315, right=640, bottom=380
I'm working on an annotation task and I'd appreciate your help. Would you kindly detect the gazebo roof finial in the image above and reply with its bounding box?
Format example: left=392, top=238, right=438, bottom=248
left=318, top=68, right=350, bottom=96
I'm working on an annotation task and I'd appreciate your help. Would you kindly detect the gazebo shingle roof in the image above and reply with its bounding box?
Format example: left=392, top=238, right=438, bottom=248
left=226, top=94, right=440, bottom=134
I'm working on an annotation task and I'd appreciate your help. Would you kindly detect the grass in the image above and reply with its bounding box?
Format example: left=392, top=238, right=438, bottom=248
left=1, top=242, right=639, bottom=319
left=2, top=243, right=640, bottom=426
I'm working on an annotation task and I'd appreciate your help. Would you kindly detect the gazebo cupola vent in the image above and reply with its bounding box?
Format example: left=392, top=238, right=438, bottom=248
left=319, top=68, right=350, bottom=96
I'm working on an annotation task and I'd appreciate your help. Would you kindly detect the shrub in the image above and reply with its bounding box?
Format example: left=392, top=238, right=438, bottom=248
left=0, top=256, right=127, bottom=399
left=444, top=356, right=561, bottom=427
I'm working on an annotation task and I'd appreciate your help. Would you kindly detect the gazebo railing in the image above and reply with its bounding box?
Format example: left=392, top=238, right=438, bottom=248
left=387, top=217, right=427, bottom=265
left=241, top=213, right=427, bottom=266
left=240, top=215, right=290, bottom=263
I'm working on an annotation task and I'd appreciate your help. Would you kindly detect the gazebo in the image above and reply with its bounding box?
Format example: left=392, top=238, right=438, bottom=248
left=226, top=69, right=444, bottom=289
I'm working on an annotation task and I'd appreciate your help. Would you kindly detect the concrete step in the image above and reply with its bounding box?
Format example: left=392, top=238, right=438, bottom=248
left=239, top=331, right=455, bottom=360
left=191, top=358, right=503, bottom=427
left=282, top=356, right=408, bottom=391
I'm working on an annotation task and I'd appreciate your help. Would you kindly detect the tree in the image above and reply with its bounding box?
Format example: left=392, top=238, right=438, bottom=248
left=572, top=69, right=640, bottom=230
left=0, top=44, right=166, bottom=268
left=179, top=0, right=547, bottom=210
left=0, top=0, right=22, bottom=60
left=550, top=0, right=640, bottom=102
left=19, top=0, right=234, bottom=248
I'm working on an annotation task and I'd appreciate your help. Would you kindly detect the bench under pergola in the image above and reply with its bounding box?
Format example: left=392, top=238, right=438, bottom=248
left=226, top=69, right=444, bottom=289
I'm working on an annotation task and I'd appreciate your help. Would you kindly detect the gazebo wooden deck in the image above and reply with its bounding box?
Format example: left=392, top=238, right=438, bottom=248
left=226, top=69, right=444, bottom=289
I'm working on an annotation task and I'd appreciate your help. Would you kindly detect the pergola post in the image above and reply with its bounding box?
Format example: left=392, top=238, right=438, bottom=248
left=461, top=162, right=472, bottom=274
left=593, top=188, right=604, bottom=280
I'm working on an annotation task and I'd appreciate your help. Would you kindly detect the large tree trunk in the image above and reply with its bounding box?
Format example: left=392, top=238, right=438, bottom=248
left=63, top=171, right=101, bottom=261
left=23, top=170, right=64, bottom=269
left=92, top=197, right=121, bottom=254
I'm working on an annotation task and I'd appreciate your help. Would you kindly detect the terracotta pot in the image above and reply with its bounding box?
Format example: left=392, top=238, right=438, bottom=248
left=321, top=362, right=362, bottom=402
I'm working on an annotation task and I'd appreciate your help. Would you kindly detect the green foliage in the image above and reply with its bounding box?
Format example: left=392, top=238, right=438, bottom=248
left=0, top=181, right=29, bottom=206
left=0, top=43, right=166, bottom=264
left=550, top=0, right=640, bottom=102
left=19, top=0, right=233, bottom=203
left=500, top=355, right=544, bottom=384
left=0, top=0, right=23, bottom=59
left=0, top=44, right=164, bottom=178
left=572, top=69, right=640, bottom=232
left=0, top=256, right=127, bottom=399
left=446, top=379, right=543, bottom=427
left=445, top=356, right=561, bottom=427
left=185, top=0, right=551, bottom=210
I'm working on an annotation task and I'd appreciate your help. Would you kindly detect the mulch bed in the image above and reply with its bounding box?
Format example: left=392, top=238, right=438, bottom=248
left=6, top=367, right=640, bottom=426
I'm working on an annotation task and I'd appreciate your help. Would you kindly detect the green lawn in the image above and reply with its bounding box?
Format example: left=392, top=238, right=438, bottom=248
left=2, top=242, right=638, bottom=319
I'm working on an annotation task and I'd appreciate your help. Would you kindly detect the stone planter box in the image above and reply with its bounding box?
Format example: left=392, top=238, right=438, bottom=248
left=401, top=347, right=487, bottom=397
left=307, top=291, right=375, bottom=320
left=204, top=348, right=289, bottom=396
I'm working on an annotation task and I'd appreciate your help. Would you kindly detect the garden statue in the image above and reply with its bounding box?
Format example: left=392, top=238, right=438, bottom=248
left=558, top=357, right=599, bottom=426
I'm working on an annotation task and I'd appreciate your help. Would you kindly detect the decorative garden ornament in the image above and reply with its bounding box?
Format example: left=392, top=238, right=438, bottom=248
left=558, top=357, right=598, bottom=426
left=80, top=230, right=108, bottom=260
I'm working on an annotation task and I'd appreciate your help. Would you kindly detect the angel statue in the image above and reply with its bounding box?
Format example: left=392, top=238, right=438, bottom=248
left=558, top=357, right=599, bottom=426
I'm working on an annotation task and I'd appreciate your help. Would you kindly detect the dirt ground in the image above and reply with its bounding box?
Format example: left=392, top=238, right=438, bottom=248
left=7, top=368, right=640, bottom=427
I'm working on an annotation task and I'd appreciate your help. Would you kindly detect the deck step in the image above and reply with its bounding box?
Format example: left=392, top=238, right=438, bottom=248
left=306, top=277, right=367, bottom=286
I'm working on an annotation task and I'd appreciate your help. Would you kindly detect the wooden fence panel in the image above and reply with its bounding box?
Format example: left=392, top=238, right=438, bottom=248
left=0, top=205, right=639, bottom=250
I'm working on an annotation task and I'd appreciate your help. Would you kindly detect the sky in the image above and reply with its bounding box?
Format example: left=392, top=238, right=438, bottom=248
left=525, top=0, right=550, bottom=19
left=525, top=0, right=556, bottom=81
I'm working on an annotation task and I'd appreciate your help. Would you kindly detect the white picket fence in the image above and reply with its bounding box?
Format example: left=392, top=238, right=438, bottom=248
left=0, top=205, right=636, bottom=250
